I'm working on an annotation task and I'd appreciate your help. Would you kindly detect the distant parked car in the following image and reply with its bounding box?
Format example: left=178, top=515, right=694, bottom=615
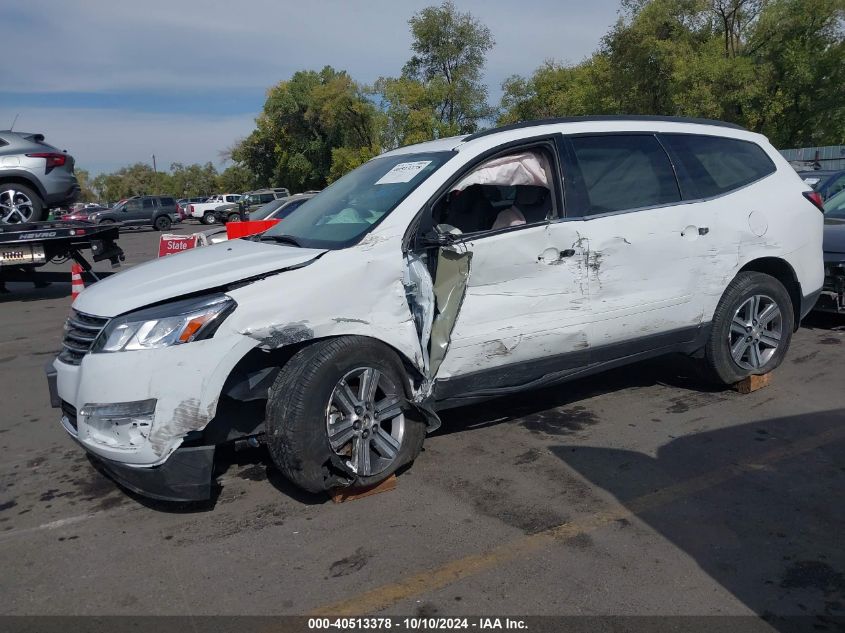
left=239, top=188, right=290, bottom=214
left=817, top=189, right=845, bottom=313
left=190, top=194, right=241, bottom=224
left=89, top=195, right=179, bottom=231
left=800, top=170, right=845, bottom=200
left=251, top=193, right=314, bottom=220
left=0, top=130, right=80, bottom=223
left=60, top=206, right=107, bottom=222
left=200, top=194, right=317, bottom=243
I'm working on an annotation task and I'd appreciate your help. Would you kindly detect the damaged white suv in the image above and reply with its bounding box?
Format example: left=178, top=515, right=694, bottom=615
left=47, top=116, right=824, bottom=501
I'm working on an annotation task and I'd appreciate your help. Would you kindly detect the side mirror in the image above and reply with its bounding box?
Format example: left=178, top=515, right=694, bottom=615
left=419, top=229, right=459, bottom=247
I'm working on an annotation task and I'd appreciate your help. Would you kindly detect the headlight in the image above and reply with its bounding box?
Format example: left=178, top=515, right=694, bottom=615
left=93, top=294, right=236, bottom=353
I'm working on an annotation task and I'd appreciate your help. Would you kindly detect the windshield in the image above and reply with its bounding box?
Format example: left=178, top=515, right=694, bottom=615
left=262, top=151, right=453, bottom=248
left=824, top=188, right=845, bottom=219
left=250, top=198, right=286, bottom=220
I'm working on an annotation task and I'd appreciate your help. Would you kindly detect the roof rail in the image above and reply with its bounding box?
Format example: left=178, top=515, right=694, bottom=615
left=463, top=115, right=746, bottom=142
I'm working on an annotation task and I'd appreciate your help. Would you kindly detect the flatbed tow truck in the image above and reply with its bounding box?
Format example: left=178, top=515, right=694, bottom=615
left=0, top=220, right=124, bottom=291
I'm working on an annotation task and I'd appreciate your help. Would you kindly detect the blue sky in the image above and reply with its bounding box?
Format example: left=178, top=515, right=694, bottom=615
left=0, top=0, right=620, bottom=175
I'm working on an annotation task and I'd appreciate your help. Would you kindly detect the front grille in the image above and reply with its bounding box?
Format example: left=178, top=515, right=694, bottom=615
left=61, top=400, right=78, bottom=431
left=59, top=310, right=109, bottom=365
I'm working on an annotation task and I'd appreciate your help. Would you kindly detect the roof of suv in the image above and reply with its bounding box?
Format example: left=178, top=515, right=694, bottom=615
left=381, top=116, right=754, bottom=158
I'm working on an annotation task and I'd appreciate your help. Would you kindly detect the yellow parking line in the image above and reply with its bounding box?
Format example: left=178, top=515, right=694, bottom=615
left=312, top=424, right=845, bottom=616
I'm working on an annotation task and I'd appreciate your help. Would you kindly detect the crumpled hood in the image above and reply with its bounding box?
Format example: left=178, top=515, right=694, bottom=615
left=823, top=219, right=845, bottom=261
left=74, top=238, right=326, bottom=317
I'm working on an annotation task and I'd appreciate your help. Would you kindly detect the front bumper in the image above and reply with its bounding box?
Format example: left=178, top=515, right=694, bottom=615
left=46, top=362, right=215, bottom=501
left=88, top=445, right=215, bottom=502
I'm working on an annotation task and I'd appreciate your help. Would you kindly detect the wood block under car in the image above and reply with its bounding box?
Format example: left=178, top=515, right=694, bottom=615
left=733, top=373, right=771, bottom=394
left=330, top=474, right=397, bottom=503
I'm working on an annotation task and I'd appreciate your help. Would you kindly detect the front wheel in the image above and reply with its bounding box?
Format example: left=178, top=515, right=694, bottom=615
left=201, top=212, right=216, bottom=225
left=265, top=337, right=426, bottom=493
left=154, top=215, right=172, bottom=231
left=704, top=271, right=794, bottom=385
left=227, top=213, right=241, bottom=223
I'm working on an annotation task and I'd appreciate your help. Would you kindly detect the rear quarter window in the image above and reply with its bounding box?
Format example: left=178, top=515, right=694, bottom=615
left=661, top=134, right=776, bottom=199
left=159, top=197, right=175, bottom=207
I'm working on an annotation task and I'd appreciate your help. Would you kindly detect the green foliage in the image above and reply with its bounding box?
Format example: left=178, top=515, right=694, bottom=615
left=74, top=169, right=97, bottom=202
left=402, top=1, right=495, bottom=134
left=232, top=66, right=380, bottom=192
left=169, top=161, right=218, bottom=197
left=499, top=0, right=845, bottom=147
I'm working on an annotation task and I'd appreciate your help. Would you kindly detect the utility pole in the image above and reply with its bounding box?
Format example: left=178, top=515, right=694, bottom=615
left=151, top=154, right=158, bottom=193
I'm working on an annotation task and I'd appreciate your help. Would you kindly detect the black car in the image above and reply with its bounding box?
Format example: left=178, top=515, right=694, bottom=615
left=89, top=195, right=179, bottom=231
left=817, top=189, right=845, bottom=313
left=800, top=169, right=845, bottom=200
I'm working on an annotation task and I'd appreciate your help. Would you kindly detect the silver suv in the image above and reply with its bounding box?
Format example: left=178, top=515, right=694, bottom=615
left=0, top=130, right=80, bottom=224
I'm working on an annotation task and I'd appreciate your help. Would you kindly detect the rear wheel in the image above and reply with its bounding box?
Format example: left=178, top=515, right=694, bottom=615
left=202, top=212, right=216, bottom=225
left=265, top=337, right=426, bottom=493
left=0, top=183, right=44, bottom=223
left=704, top=271, right=794, bottom=384
left=227, top=212, right=241, bottom=223
left=154, top=215, right=172, bottom=231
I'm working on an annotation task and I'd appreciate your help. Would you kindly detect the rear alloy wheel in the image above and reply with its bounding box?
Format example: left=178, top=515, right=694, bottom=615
left=0, top=184, right=44, bottom=223
left=154, top=215, right=172, bottom=231
left=202, top=212, right=216, bottom=225
left=704, top=271, right=793, bottom=384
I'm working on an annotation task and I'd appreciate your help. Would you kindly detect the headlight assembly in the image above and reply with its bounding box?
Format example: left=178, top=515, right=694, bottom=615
left=93, top=294, right=236, bottom=353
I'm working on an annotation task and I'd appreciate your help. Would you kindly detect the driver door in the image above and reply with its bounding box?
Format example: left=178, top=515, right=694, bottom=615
left=418, top=141, right=592, bottom=402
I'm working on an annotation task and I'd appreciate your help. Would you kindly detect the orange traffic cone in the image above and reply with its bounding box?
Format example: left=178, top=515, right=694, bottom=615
left=71, top=262, right=85, bottom=300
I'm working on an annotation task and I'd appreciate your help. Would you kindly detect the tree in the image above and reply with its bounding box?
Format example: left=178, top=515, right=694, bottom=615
left=232, top=66, right=380, bottom=191
left=74, top=169, right=97, bottom=202
left=216, top=164, right=256, bottom=193
left=402, top=1, right=495, bottom=134
left=499, top=0, right=845, bottom=147
left=169, top=161, right=218, bottom=197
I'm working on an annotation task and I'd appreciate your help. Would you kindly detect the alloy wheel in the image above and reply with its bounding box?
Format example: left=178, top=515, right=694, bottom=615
left=728, top=294, right=782, bottom=370
left=325, top=367, right=405, bottom=477
left=0, top=189, right=35, bottom=223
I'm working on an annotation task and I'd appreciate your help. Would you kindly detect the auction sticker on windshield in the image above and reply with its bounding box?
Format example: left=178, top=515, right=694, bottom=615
left=374, top=161, right=432, bottom=185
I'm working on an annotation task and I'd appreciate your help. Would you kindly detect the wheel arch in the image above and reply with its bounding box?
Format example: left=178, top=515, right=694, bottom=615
left=738, top=257, right=801, bottom=330
left=0, top=172, right=47, bottom=200
left=201, top=334, right=427, bottom=445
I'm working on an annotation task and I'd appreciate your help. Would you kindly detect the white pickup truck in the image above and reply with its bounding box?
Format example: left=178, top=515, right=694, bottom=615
left=189, top=194, right=241, bottom=224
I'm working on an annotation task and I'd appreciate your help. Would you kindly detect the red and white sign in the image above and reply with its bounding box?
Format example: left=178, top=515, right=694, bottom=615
left=158, top=233, right=207, bottom=258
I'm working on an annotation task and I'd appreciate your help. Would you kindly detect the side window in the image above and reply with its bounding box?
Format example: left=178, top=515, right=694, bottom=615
left=661, top=134, right=775, bottom=199
left=275, top=199, right=306, bottom=218
left=569, top=135, right=680, bottom=215
left=142, top=198, right=155, bottom=210
left=825, top=174, right=845, bottom=198
left=124, top=199, right=142, bottom=213
left=160, top=197, right=175, bottom=207
left=432, top=147, right=557, bottom=235
left=260, top=193, right=275, bottom=203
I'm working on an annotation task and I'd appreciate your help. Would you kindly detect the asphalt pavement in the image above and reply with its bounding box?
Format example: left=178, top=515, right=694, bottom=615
left=1, top=222, right=843, bottom=630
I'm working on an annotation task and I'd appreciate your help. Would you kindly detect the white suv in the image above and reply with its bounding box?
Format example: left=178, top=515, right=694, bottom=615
left=48, top=116, right=824, bottom=501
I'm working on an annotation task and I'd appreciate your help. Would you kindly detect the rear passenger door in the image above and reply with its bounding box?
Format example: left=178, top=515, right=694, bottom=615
left=559, top=133, right=708, bottom=352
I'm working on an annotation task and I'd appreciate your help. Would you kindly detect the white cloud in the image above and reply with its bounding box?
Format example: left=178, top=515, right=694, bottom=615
left=0, top=107, right=256, bottom=175
left=5, top=0, right=619, bottom=94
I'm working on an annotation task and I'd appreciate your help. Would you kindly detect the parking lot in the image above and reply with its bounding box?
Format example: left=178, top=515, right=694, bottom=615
left=1, top=225, right=843, bottom=626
